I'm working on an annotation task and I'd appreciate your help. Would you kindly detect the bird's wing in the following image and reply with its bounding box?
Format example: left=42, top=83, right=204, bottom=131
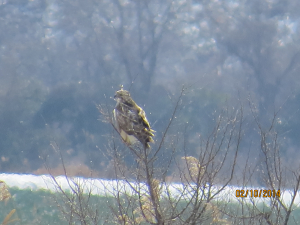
left=137, top=106, right=153, bottom=132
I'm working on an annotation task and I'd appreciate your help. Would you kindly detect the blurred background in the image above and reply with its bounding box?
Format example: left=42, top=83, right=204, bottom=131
left=0, top=0, right=299, bottom=178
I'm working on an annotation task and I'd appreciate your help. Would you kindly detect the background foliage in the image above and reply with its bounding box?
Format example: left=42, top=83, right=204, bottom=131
left=0, top=0, right=299, bottom=178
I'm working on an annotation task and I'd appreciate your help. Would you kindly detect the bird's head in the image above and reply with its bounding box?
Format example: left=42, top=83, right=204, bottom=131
left=114, top=89, right=131, bottom=102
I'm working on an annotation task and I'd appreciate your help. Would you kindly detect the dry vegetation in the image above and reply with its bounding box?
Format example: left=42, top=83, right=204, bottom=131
left=46, top=87, right=246, bottom=224
left=44, top=89, right=300, bottom=225
left=0, top=181, right=18, bottom=225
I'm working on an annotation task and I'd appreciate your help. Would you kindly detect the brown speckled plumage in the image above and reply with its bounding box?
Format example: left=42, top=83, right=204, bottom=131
left=113, top=87, right=154, bottom=149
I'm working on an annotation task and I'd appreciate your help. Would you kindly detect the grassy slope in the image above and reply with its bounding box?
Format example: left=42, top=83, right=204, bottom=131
left=2, top=188, right=300, bottom=225
left=0, top=188, right=113, bottom=225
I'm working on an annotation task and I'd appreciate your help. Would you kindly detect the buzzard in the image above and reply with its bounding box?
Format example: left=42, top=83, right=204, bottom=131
left=113, top=87, right=155, bottom=149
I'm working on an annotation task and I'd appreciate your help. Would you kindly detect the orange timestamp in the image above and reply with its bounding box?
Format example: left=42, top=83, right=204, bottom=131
left=236, top=189, right=281, bottom=198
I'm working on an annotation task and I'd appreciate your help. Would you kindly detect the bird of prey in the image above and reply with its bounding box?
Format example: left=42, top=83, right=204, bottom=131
left=113, top=87, right=155, bottom=149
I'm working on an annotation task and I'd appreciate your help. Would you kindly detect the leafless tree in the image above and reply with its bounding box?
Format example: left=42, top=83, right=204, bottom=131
left=98, top=87, right=244, bottom=225
left=47, top=86, right=247, bottom=225
left=44, top=142, right=103, bottom=225
left=222, top=99, right=300, bottom=225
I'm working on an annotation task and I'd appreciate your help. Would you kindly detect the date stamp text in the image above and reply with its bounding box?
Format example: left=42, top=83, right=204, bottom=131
left=236, top=189, right=281, bottom=198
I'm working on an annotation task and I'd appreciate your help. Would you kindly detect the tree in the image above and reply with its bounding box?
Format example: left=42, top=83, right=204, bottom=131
left=96, top=86, right=243, bottom=224
left=190, top=0, right=300, bottom=119
left=223, top=101, right=300, bottom=225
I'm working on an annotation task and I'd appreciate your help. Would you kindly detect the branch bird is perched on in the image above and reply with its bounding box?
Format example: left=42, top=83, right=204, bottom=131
left=113, top=86, right=155, bottom=149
